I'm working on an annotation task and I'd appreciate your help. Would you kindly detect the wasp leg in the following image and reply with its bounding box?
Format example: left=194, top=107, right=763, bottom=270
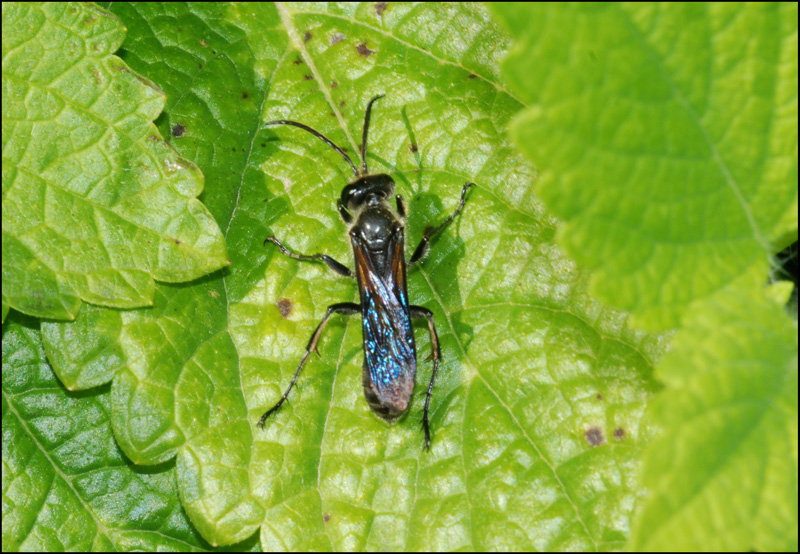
left=408, top=183, right=475, bottom=266
left=409, top=305, right=442, bottom=450
left=409, top=182, right=474, bottom=266
left=258, top=302, right=360, bottom=428
left=395, top=194, right=406, bottom=218
left=265, top=236, right=352, bottom=277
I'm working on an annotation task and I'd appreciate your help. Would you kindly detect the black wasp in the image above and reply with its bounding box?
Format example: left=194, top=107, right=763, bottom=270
left=258, top=95, right=473, bottom=450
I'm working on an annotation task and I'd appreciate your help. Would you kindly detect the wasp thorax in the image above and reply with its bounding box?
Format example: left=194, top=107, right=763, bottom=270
left=354, top=208, right=396, bottom=250
left=341, top=174, right=395, bottom=211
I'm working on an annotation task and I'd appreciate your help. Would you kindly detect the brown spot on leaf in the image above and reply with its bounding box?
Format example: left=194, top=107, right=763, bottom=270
left=171, top=124, right=186, bottom=138
left=356, top=42, right=374, bottom=57
left=467, top=73, right=477, bottom=79
left=331, top=81, right=338, bottom=88
left=375, top=2, right=387, bottom=16
left=277, top=299, right=292, bottom=318
left=339, top=101, right=345, bottom=108
left=200, top=39, right=208, bottom=47
left=323, top=513, right=331, bottom=523
left=304, top=74, right=313, bottom=80
left=410, top=144, right=418, bottom=153
left=330, top=33, right=345, bottom=46
left=293, top=56, right=303, bottom=66
left=242, top=91, right=249, bottom=99
left=596, top=393, right=603, bottom=400
left=585, top=426, right=604, bottom=446
left=613, top=428, right=625, bottom=440
left=304, top=31, right=312, bottom=42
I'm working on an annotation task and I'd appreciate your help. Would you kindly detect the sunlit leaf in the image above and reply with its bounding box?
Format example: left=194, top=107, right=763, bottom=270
left=14, top=3, right=665, bottom=549
left=492, top=2, right=798, bottom=329
left=2, top=3, right=228, bottom=320
left=491, top=3, right=798, bottom=551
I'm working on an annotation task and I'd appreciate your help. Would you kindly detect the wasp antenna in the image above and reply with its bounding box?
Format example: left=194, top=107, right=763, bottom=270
left=361, top=95, right=385, bottom=175
left=264, top=120, right=359, bottom=177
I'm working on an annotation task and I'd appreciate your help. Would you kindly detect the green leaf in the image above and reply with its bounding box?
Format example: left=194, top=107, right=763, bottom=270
left=490, top=3, right=799, bottom=551
left=2, top=3, right=228, bottom=320
left=631, top=265, right=798, bottom=551
left=1, top=312, right=261, bottom=551
left=491, top=2, right=798, bottom=329
left=21, top=2, right=663, bottom=549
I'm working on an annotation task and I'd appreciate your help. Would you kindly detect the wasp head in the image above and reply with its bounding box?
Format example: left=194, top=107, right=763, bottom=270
left=340, top=173, right=395, bottom=211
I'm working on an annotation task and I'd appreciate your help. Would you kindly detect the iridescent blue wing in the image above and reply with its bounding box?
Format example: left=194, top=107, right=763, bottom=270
left=352, top=224, right=417, bottom=419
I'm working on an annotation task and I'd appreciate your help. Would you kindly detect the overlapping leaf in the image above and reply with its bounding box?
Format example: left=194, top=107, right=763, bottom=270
left=2, top=314, right=263, bottom=551
left=630, top=266, right=798, bottom=551
left=491, top=3, right=798, bottom=551
left=2, top=3, right=228, bottom=320
left=492, top=2, right=798, bottom=330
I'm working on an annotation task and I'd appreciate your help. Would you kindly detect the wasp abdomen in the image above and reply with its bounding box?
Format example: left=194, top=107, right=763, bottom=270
left=362, top=357, right=416, bottom=421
